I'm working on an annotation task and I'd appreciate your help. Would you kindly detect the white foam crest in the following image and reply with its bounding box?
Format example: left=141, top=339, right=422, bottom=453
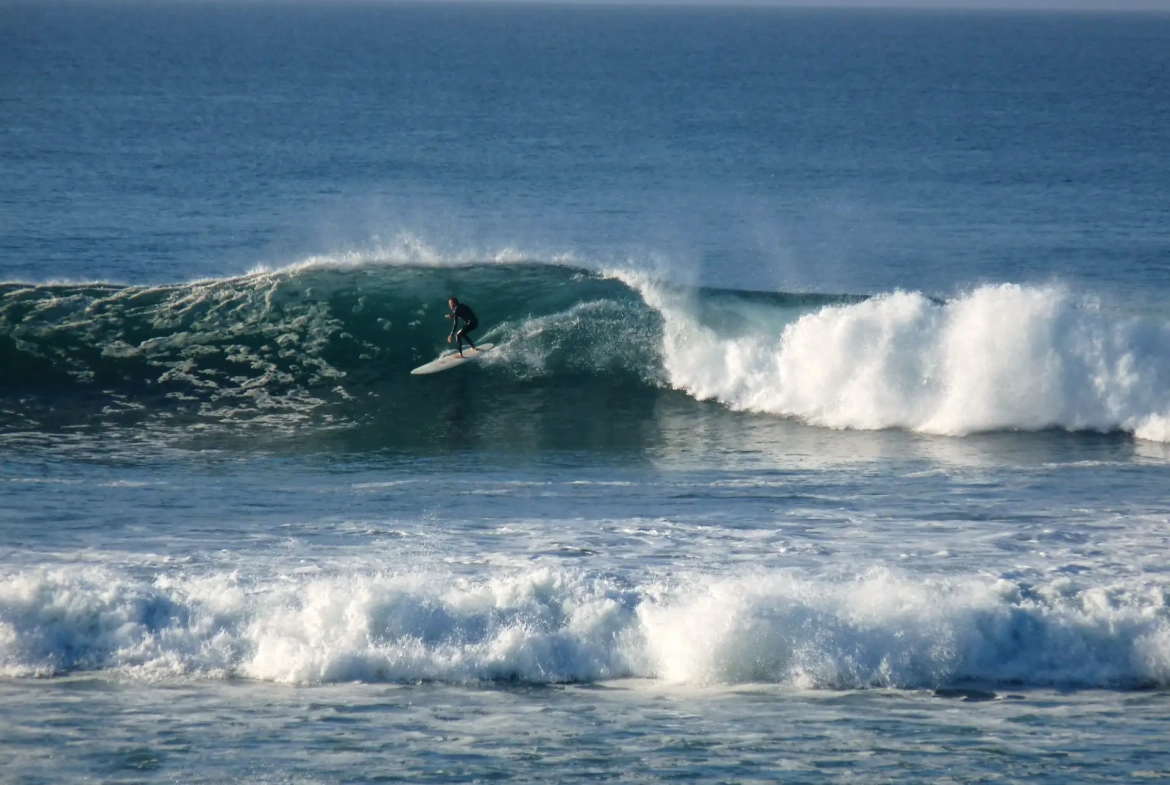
left=619, top=274, right=1170, bottom=442
left=240, top=567, right=638, bottom=684
left=3, top=566, right=1167, bottom=688
left=0, top=566, right=641, bottom=684
left=0, top=568, right=244, bottom=679
left=637, top=570, right=1170, bottom=688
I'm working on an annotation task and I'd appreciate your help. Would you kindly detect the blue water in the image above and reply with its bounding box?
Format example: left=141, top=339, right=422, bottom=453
left=3, top=2, right=1170, bottom=782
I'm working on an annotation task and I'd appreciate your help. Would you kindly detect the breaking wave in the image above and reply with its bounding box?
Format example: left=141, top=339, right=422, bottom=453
left=2, top=565, right=1168, bottom=689
left=634, top=274, right=1170, bottom=443
left=2, top=256, right=1168, bottom=445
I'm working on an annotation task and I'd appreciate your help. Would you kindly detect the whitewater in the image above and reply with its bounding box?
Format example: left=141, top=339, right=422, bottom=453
left=5, top=561, right=1170, bottom=688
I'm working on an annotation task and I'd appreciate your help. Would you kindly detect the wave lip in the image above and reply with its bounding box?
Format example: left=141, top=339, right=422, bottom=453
left=634, top=279, right=1170, bottom=442
left=2, top=567, right=1168, bottom=690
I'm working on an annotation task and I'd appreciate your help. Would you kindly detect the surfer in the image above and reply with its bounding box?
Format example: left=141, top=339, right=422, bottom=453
left=446, top=297, right=479, bottom=357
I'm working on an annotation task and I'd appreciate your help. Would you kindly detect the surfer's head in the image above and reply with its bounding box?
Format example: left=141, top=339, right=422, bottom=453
left=448, top=297, right=459, bottom=308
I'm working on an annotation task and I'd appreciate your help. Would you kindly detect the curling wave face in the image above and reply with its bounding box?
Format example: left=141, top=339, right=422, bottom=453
left=2, top=260, right=1169, bottom=446
left=0, top=262, right=664, bottom=445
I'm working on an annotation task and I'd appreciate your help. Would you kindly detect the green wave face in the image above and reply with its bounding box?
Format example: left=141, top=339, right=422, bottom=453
left=0, top=263, right=681, bottom=450
left=1, top=264, right=638, bottom=380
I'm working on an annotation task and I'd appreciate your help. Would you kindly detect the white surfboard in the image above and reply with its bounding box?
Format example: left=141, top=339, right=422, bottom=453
left=410, top=343, right=495, bottom=375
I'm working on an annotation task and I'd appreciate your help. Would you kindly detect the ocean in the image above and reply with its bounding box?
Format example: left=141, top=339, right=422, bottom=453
left=3, top=1, right=1170, bottom=782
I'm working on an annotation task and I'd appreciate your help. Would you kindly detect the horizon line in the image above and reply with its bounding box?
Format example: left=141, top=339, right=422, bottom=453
left=30, top=0, right=1170, bottom=11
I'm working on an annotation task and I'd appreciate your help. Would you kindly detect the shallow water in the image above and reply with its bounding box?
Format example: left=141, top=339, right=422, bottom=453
left=4, top=679, right=1170, bottom=784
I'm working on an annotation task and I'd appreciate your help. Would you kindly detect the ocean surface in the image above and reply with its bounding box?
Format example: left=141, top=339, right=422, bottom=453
left=3, top=1, right=1170, bottom=782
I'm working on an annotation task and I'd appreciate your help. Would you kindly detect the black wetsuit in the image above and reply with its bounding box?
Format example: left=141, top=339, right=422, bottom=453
left=450, top=303, right=478, bottom=352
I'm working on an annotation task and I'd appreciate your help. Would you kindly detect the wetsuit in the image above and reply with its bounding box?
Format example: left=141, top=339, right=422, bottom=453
left=450, top=302, right=478, bottom=353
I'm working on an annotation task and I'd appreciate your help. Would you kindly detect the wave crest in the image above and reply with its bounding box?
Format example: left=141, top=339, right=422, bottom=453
left=3, top=259, right=1169, bottom=444
left=3, top=566, right=1168, bottom=689
left=633, top=277, right=1170, bottom=442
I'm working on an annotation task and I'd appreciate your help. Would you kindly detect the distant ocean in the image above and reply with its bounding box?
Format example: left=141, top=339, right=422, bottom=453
left=3, top=2, right=1170, bottom=782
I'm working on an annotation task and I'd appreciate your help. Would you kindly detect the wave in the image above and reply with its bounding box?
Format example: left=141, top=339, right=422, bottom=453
left=635, top=274, right=1170, bottom=443
left=2, top=257, right=1168, bottom=444
left=2, top=565, right=1167, bottom=689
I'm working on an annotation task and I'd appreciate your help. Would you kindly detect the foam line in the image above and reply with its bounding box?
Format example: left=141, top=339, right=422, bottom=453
left=2, top=567, right=1167, bottom=688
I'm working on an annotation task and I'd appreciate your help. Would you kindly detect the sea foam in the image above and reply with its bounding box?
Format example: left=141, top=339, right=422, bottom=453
left=630, top=277, right=1170, bottom=442
left=2, top=566, right=1167, bottom=689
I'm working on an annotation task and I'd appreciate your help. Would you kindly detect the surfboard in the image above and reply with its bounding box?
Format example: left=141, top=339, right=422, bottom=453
left=410, top=343, right=495, bottom=375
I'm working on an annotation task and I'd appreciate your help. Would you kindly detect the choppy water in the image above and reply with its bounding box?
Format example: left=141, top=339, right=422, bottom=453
left=3, top=2, right=1170, bottom=783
